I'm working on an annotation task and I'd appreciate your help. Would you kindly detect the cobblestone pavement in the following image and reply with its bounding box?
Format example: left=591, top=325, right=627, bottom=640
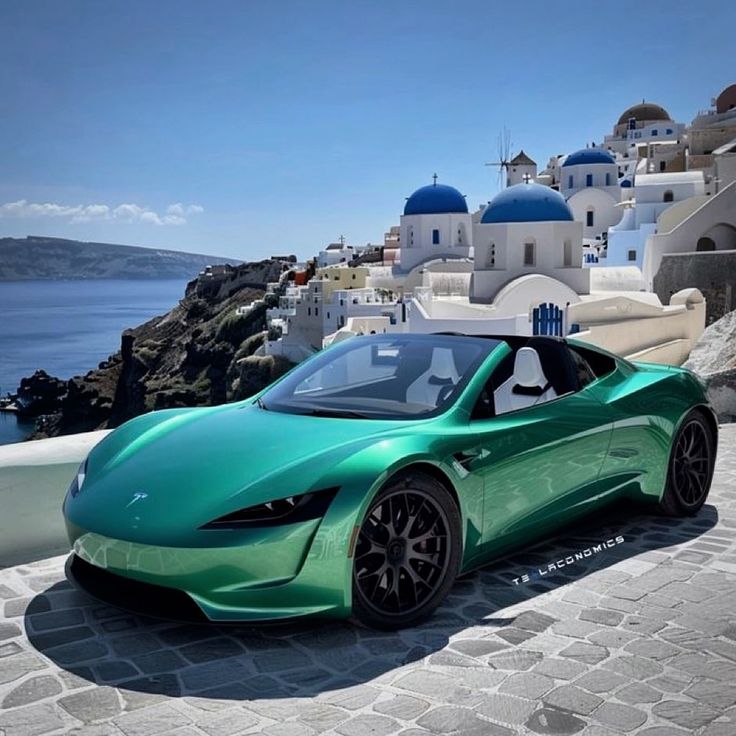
left=1, top=426, right=736, bottom=736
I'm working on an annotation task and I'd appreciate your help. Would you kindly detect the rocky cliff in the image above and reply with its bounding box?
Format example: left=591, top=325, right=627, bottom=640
left=22, top=259, right=294, bottom=438
left=684, top=309, right=736, bottom=422
left=0, top=236, right=241, bottom=280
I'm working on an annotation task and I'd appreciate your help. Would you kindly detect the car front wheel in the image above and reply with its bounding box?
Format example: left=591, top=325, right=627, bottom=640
left=351, top=472, right=462, bottom=630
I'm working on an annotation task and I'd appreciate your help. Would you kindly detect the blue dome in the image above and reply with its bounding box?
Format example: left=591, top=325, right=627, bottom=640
left=481, top=183, right=574, bottom=224
left=404, top=183, right=468, bottom=216
left=562, top=149, right=616, bottom=167
left=620, top=178, right=633, bottom=188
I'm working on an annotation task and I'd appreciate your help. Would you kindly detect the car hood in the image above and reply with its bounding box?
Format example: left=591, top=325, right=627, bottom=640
left=68, top=402, right=412, bottom=545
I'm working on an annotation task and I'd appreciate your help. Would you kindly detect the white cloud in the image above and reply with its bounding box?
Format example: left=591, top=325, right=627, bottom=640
left=0, top=199, right=204, bottom=226
left=166, top=202, right=204, bottom=217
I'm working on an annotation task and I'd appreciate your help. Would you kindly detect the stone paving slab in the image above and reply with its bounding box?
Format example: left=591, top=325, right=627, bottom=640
left=1, top=425, right=735, bottom=735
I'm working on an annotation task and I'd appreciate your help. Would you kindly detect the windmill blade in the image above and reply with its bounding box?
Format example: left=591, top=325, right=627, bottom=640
left=504, top=127, right=512, bottom=163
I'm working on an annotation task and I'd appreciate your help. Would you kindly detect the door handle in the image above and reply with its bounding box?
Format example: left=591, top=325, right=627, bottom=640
left=453, top=448, right=488, bottom=470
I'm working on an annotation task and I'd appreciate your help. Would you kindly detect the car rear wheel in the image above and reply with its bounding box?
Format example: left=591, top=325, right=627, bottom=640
left=351, top=472, right=461, bottom=630
left=659, top=410, right=715, bottom=517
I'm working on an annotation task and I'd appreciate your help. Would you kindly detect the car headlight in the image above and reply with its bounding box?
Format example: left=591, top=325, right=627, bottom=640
left=69, top=459, right=88, bottom=498
left=200, top=487, right=339, bottom=530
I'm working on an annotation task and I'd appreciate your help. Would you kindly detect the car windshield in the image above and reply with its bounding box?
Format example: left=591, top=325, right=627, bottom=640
left=260, top=334, right=500, bottom=420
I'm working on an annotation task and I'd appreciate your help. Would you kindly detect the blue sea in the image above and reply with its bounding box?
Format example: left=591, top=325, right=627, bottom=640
left=0, top=279, right=188, bottom=445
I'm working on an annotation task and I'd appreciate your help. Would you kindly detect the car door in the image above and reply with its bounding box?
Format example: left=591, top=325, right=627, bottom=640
left=463, top=346, right=615, bottom=557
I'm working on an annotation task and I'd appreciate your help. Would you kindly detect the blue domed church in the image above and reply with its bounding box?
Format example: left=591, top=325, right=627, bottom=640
left=560, top=148, right=623, bottom=241
left=399, top=176, right=473, bottom=271
left=470, top=183, right=590, bottom=303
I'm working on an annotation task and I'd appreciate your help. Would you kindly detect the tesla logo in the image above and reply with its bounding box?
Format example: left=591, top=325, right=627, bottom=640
left=126, top=491, right=148, bottom=508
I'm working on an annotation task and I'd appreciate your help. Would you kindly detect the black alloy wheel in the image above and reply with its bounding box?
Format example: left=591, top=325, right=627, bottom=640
left=659, top=410, right=715, bottom=516
left=352, top=473, right=461, bottom=629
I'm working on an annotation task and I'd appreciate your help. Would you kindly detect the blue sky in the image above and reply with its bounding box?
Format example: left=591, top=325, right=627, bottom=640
left=1, top=0, right=733, bottom=260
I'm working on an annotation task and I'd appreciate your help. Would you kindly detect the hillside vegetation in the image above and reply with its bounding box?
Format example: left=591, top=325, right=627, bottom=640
left=18, top=259, right=293, bottom=438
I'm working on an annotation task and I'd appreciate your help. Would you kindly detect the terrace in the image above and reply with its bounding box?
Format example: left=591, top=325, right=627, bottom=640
left=1, top=427, right=735, bottom=734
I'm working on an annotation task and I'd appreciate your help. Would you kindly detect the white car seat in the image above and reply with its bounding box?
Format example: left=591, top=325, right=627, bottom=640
left=494, top=347, right=557, bottom=415
left=406, top=347, right=460, bottom=408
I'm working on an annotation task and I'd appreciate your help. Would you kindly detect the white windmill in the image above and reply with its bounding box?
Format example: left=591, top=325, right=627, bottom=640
left=485, top=127, right=514, bottom=190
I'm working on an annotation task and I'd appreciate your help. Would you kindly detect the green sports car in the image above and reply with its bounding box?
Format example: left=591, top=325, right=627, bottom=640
left=63, top=333, right=717, bottom=629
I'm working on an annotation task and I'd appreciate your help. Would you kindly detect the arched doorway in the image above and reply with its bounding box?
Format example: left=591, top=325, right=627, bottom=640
left=697, top=223, right=736, bottom=251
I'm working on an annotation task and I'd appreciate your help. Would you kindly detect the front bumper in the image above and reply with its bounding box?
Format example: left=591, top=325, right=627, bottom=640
left=66, top=520, right=350, bottom=622
left=67, top=554, right=208, bottom=622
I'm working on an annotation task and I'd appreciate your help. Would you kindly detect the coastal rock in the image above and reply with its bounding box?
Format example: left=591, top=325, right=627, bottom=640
left=16, top=371, right=67, bottom=417
left=683, top=309, right=736, bottom=422
left=26, top=260, right=295, bottom=439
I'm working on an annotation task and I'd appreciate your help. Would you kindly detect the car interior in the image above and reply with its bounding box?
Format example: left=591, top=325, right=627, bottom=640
left=275, top=334, right=614, bottom=419
left=405, top=347, right=461, bottom=407
left=472, top=336, right=613, bottom=419
left=284, top=337, right=493, bottom=416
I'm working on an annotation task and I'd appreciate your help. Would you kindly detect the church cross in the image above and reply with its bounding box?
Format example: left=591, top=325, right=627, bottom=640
left=432, top=173, right=438, bottom=185
left=522, top=173, right=532, bottom=183
left=338, top=234, right=345, bottom=246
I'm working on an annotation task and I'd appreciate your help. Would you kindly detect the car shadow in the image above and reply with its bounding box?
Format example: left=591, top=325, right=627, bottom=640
left=25, top=501, right=718, bottom=702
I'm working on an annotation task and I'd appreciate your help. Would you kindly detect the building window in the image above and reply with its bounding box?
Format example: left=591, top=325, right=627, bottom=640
left=568, top=175, right=574, bottom=189
left=586, top=174, right=593, bottom=187
left=627, top=249, right=637, bottom=261
left=651, top=129, right=658, bottom=136
left=586, top=210, right=594, bottom=227
left=663, top=190, right=674, bottom=202
left=524, top=241, right=535, bottom=266
left=352, top=273, right=356, bottom=279
left=666, top=128, right=673, bottom=135
left=307, top=307, right=311, bottom=315
left=563, top=240, right=572, bottom=267
left=315, top=307, right=319, bottom=316
left=432, top=229, right=440, bottom=245
left=660, top=160, right=666, bottom=172
left=327, top=312, right=330, bottom=319
left=486, top=243, right=496, bottom=268
left=605, top=172, right=611, bottom=186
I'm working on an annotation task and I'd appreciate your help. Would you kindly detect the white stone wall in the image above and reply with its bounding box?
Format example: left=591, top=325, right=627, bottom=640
left=571, top=289, right=705, bottom=366
left=642, top=180, right=736, bottom=289
left=507, top=162, right=537, bottom=187
left=0, top=430, right=110, bottom=566
left=560, top=162, right=620, bottom=197
left=567, top=188, right=623, bottom=241
left=399, top=212, right=473, bottom=272
left=471, top=220, right=590, bottom=302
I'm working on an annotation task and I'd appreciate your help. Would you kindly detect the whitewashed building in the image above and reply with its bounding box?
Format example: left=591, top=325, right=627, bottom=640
left=603, top=102, right=684, bottom=156
left=470, top=182, right=590, bottom=303
left=317, top=241, right=357, bottom=267
left=605, top=170, right=706, bottom=270
left=559, top=148, right=623, bottom=242
left=398, top=178, right=473, bottom=272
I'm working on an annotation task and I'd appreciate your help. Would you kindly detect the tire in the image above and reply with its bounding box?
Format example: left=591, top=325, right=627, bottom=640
left=351, top=472, right=462, bottom=630
left=658, top=409, right=715, bottom=517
